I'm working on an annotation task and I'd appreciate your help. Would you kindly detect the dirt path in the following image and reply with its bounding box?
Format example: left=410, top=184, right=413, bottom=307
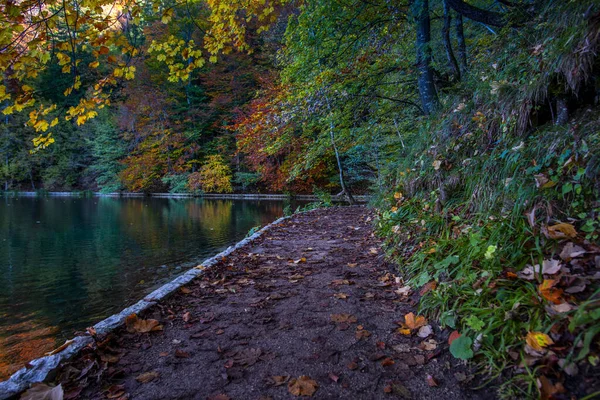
left=51, top=206, right=491, bottom=400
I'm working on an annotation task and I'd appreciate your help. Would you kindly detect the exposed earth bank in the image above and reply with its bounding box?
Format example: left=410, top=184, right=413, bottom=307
left=40, top=206, right=492, bottom=399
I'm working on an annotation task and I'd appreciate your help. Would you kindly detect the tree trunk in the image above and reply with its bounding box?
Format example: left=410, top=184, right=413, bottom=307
left=455, top=13, right=468, bottom=74
left=445, top=0, right=506, bottom=27
left=414, top=0, right=440, bottom=115
left=329, top=120, right=356, bottom=205
left=443, top=1, right=461, bottom=81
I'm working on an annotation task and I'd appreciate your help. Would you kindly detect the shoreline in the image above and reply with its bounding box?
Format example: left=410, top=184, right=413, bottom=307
left=1, top=192, right=371, bottom=202
left=0, top=213, right=293, bottom=399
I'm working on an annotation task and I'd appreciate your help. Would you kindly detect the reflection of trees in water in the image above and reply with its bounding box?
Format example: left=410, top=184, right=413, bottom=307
left=0, top=197, right=284, bottom=379
left=0, top=321, right=58, bottom=381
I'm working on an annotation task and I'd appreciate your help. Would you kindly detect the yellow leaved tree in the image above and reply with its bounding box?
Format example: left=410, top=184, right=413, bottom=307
left=0, top=0, right=289, bottom=151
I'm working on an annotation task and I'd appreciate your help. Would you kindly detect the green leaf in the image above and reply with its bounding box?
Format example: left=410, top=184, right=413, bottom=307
left=450, top=335, right=474, bottom=360
left=465, top=315, right=485, bottom=332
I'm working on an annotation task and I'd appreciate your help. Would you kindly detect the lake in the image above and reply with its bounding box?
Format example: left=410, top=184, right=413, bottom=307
left=0, top=196, right=288, bottom=381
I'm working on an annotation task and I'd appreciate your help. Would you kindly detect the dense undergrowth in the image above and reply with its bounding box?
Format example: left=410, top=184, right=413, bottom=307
left=375, top=3, right=600, bottom=398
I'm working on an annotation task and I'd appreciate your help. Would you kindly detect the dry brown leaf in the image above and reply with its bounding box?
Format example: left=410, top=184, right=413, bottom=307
left=269, top=375, right=290, bottom=386
left=21, top=383, right=64, bottom=400
left=541, top=259, right=561, bottom=275
left=347, top=263, right=358, bottom=268
left=182, top=312, right=191, bottom=323
left=426, top=375, right=438, bottom=387
left=419, top=281, right=437, bottom=296
left=333, top=293, right=348, bottom=300
left=538, top=376, right=565, bottom=400
left=331, top=314, right=357, bottom=324
left=355, top=327, right=371, bottom=340
left=381, top=357, right=395, bottom=367
left=420, top=339, right=438, bottom=351
left=288, top=376, right=318, bottom=397
left=538, top=280, right=563, bottom=304
left=180, top=287, right=192, bottom=294
left=545, top=223, right=577, bottom=240
left=135, top=371, right=159, bottom=383
left=125, top=314, right=163, bottom=333
left=559, top=242, right=586, bottom=261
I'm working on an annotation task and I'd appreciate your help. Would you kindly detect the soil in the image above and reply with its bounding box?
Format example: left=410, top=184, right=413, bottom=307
left=50, top=206, right=495, bottom=400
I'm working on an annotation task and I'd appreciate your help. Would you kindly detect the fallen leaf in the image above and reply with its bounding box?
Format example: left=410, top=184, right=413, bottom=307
left=538, top=280, right=563, bottom=304
left=426, top=375, right=438, bottom=387
left=207, top=395, right=231, bottom=400
left=182, top=312, right=191, bottom=323
left=175, top=349, right=190, bottom=358
left=328, top=373, right=339, bottom=383
left=369, top=247, right=379, bottom=255
left=550, top=302, right=573, bottom=313
left=269, top=376, right=290, bottom=386
left=448, top=330, right=461, bottom=345
left=125, top=314, right=163, bottom=333
left=404, top=312, right=427, bottom=330
left=333, top=293, right=348, bottom=300
left=417, top=325, right=433, bottom=338
left=347, top=263, right=358, bottom=268
left=545, top=223, right=577, bottom=240
left=541, top=259, right=561, bottom=275
left=537, top=376, right=565, bottom=400
left=419, top=281, right=437, bottom=296
left=395, top=285, right=412, bottom=296
left=420, top=339, right=438, bottom=351
left=288, top=376, right=318, bottom=397
left=105, top=384, right=126, bottom=399
left=355, top=327, right=371, bottom=340
left=21, top=383, right=64, bottom=400
left=347, top=361, right=359, bottom=370
left=559, top=242, right=586, bottom=261
left=293, top=257, right=307, bottom=264
left=526, top=332, right=554, bottom=351
left=331, top=314, right=357, bottom=324
left=381, top=357, right=395, bottom=367
left=159, top=352, right=169, bottom=357
left=180, top=287, right=192, bottom=294
left=330, top=279, right=353, bottom=286
left=135, top=371, right=159, bottom=383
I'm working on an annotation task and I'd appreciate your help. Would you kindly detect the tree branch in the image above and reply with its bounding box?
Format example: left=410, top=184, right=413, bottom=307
left=445, top=0, right=506, bottom=27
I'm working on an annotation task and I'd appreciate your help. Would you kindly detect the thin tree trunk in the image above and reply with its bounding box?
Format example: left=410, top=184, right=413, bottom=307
left=455, top=13, right=468, bottom=74
left=443, top=0, right=461, bottom=81
left=329, top=120, right=356, bottom=205
left=414, top=0, right=440, bottom=115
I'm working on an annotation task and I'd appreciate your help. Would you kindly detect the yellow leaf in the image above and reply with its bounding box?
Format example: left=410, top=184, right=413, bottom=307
left=89, top=61, right=99, bottom=68
left=526, top=332, right=553, bottom=351
left=546, top=223, right=577, bottom=240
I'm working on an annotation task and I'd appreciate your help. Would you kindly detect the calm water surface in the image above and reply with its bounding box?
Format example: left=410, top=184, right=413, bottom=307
left=0, top=196, right=286, bottom=380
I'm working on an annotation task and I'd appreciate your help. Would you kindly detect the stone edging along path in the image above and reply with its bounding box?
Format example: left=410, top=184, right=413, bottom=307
left=0, top=215, right=290, bottom=400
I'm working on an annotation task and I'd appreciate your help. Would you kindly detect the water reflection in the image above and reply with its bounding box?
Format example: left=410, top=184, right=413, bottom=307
left=0, top=197, right=286, bottom=380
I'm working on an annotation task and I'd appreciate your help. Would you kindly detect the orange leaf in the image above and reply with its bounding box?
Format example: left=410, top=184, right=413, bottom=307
left=526, top=332, right=554, bottom=351
left=538, top=280, right=563, bottom=304
left=404, top=312, right=427, bottom=330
